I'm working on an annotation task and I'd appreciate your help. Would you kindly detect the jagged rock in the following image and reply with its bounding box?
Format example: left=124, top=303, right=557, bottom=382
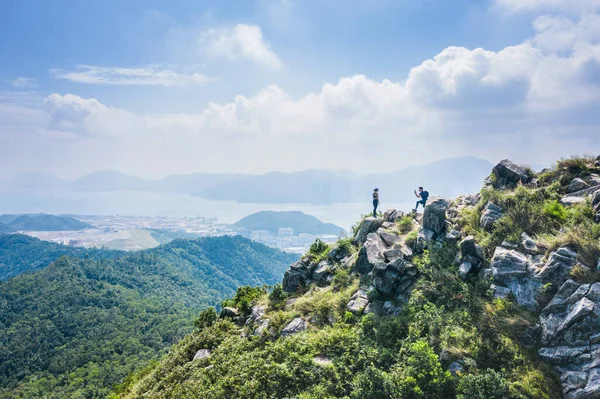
left=356, top=233, right=386, bottom=274
left=313, top=260, right=333, bottom=283
left=460, top=236, right=480, bottom=259
left=520, top=232, right=540, bottom=254
left=501, top=240, right=519, bottom=250
left=490, top=247, right=542, bottom=308
left=383, top=209, right=399, bottom=222
left=592, top=190, right=600, bottom=212
left=328, top=245, right=351, bottom=262
left=446, top=229, right=461, bottom=242
left=246, top=305, right=266, bottom=326
left=400, top=245, right=414, bottom=260
left=383, top=247, right=401, bottom=262
left=537, top=247, right=578, bottom=288
left=423, top=198, right=450, bottom=235
left=282, top=266, right=308, bottom=293
left=281, top=317, right=307, bottom=337
left=415, top=227, right=435, bottom=254
left=347, top=296, right=369, bottom=314
left=253, top=319, right=270, bottom=336
left=354, top=217, right=384, bottom=244
left=193, top=349, right=211, bottom=361
left=596, top=258, right=600, bottom=271
left=492, top=159, right=531, bottom=188
left=377, top=228, right=400, bottom=246
left=480, top=202, right=503, bottom=231
left=567, top=178, right=590, bottom=193
left=382, top=221, right=395, bottom=229
left=538, top=280, right=600, bottom=398
left=459, top=262, right=472, bottom=281
left=220, top=307, right=239, bottom=319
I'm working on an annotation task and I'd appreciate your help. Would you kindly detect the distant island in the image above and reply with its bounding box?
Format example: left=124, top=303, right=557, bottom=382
left=0, top=214, right=92, bottom=232
left=234, top=211, right=346, bottom=236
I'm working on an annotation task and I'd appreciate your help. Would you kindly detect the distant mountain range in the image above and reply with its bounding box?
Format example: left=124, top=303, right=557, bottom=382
left=2, top=156, right=495, bottom=204
left=234, top=211, right=347, bottom=236
left=0, top=214, right=92, bottom=232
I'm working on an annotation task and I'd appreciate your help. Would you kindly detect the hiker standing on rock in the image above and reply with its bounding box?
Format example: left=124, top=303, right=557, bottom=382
left=372, top=188, right=379, bottom=218
left=412, top=186, right=429, bottom=212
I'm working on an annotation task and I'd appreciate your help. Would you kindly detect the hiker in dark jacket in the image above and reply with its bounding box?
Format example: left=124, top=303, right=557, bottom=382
left=412, top=187, right=429, bottom=212
left=372, top=188, right=379, bottom=217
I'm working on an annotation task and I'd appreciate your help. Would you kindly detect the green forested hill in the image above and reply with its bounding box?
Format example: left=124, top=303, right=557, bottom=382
left=234, top=210, right=346, bottom=235
left=0, top=214, right=92, bottom=231
left=0, top=234, right=121, bottom=281
left=0, top=236, right=297, bottom=398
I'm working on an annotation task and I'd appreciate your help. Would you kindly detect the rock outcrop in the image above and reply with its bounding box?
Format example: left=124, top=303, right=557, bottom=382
left=567, top=178, right=590, bottom=193
left=492, top=159, right=531, bottom=188
left=490, top=247, right=542, bottom=308
left=281, top=317, right=307, bottom=337
left=538, top=280, right=600, bottom=399
left=480, top=202, right=503, bottom=231
left=354, top=217, right=384, bottom=245
left=423, top=197, right=450, bottom=236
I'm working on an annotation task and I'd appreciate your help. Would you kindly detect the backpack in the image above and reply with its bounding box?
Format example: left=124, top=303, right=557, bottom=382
left=421, top=191, right=429, bottom=201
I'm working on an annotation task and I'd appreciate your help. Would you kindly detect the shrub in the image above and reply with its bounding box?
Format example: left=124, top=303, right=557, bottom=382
left=456, top=370, right=514, bottom=399
left=543, top=200, right=567, bottom=222
left=221, top=285, right=267, bottom=314
left=396, top=216, right=414, bottom=234
left=268, top=284, right=287, bottom=310
left=309, top=238, right=330, bottom=262
left=350, top=367, right=396, bottom=399
left=332, top=268, right=352, bottom=290
left=405, top=230, right=418, bottom=248
left=194, top=307, right=217, bottom=330
left=393, top=340, right=454, bottom=399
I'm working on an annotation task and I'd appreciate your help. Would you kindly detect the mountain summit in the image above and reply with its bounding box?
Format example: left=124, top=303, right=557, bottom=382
left=119, top=155, right=600, bottom=399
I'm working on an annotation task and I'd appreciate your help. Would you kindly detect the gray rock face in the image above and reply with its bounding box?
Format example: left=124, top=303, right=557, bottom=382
left=480, top=202, right=503, bottom=231
left=537, top=247, right=578, bottom=288
left=282, top=264, right=309, bottom=293
left=281, top=317, right=307, bottom=337
left=377, top=228, right=400, bottom=247
left=492, top=159, right=531, bottom=188
left=347, top=289, right=370, bottom=314
left=354, top=217, right=384, bottom=244
left=592, top=190, right=600, bottom=213
left=567, top=178, right=590, bottom=193
left=521, top=232, right=540, bottom=254
left=357, top=233, right=386, bottom=275
left=423, top=197, right=450, bottom=235
left=539, top=280, right=600, bottom=399
left=193, top=349, right=211, bottom=361
left=490, top=247, right=542, bottom=308
left=459, top=262, right=472, bottom=281
left=383, top=209, right=399, bottom=222
left=313, top=260, right=333, bottom=283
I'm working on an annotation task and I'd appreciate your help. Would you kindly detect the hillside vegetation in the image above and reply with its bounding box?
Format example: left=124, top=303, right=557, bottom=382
left=0, top=234, right=121, bottom=281
left=0, top=236, right=296, bottom=398
left=120, top=156, right=600, bottom=399
left=0, top=213, right=92, bottom=231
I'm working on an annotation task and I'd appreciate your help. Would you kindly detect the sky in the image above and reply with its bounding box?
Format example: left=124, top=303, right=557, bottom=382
left=1, top=0, right=600, bottom=179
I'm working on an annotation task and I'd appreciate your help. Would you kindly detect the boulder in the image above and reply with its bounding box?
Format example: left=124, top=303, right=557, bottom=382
left=383, top=209, right=399, bottom=222
left=312, top=260, right=333, bottom=283
left=521, top=232, right=540, bottom=254
left=281, top=317, right=307, bottom=337
left=423, top=198, right=450, bottom=235
left=377, top=228, right=400, bottom=246
left=490, top=247, right=542, bottom=308
left=347, top=292, right=369, bottom=314
left=480, top=202, right=503, bottom=231
left=415, top=227, right=435, bottom=254
left=356, top=233, right=387, bottom=274
left=460, top=236, right=479, bottom=258
left=537, top=247, right=578, bottom=287
left=567, top=178, right=590, bottom=193
left=220, top=307, right=239, bottom=319
left=446, top=229, right=461, bottom=242
left=193, top=349, right=211, bottom=361
left=282, top=267, right=308, bottom=293
left=561, top=196, right=586, bottom=206
left=592, top=190, right=600, bottom=212
left=459, top=262, right=472, bottom=281
left=492, top=159, right=531, bottom=188
left=354, top=217, right=384, bottom=244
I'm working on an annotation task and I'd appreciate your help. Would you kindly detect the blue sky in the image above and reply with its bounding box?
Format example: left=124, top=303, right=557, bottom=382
left=1, top=0, right=599, bottom=178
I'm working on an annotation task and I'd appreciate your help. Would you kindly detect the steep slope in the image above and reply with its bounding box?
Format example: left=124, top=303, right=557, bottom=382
left=0, top=234, right=121, bottom=281
left=121, top=155, right=600, bottom=399
left=0, top=236, right=297, bottom=398
left=234, top=211, right=347, bottom=236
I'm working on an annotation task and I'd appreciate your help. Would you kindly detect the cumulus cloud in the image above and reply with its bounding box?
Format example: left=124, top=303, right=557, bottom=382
left=199, top=24, right=282, bottom=70
left=51, top=65, right=212, bottom=86
left=2, top=10, right=600, bottom=179
left=6, top=77, right=37, bottom=88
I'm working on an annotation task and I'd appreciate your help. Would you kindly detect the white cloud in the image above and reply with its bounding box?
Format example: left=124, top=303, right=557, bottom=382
left=2, top=11, right=600, bottom=179
left=199, top=24, right=282, bottom=70
left=6, top=77, right=37, bottom=88
left=50, top=65, right=212, bottom=86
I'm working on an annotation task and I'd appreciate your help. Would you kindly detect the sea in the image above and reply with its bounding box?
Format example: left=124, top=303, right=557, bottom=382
left=0, top=186, right=414, bottom=232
